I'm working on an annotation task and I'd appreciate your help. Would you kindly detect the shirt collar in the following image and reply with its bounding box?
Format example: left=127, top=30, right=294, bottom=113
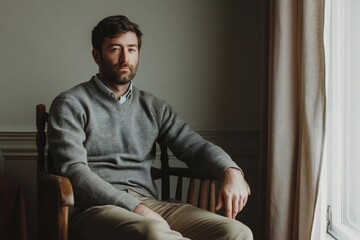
left=94, top=75, right=132, bottom=104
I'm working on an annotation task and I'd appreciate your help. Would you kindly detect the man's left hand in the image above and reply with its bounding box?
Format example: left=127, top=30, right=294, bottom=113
left=215, top=168, right=251, bottom=219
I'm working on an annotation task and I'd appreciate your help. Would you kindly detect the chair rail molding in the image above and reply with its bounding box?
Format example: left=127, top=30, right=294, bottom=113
left=0, top=130, right=260, bottom=162
left=0, top=132, right=37, bottom=161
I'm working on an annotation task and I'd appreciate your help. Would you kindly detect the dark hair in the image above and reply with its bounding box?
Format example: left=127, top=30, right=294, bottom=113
left=92, top=15, right=143, bottom=51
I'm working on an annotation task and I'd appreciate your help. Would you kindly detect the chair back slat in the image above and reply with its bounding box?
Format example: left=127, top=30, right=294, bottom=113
left=175, top=176, right=183, bottom=200
left=187, top=178, right=196, bottom=205
left=159, top=146, right=217, bottom=212
left=160, top=145, right=170, bottom=200
left=36, top=104, right=48, bottom=172
left=199, top=180, right=209, bottom=209
left=209, top=181, right=216, bottom=212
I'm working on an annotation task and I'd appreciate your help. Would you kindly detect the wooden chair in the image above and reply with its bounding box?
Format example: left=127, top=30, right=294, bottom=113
left=36, top=104, right=74, bottom=240
left=36, top=103, right=218, bottom=240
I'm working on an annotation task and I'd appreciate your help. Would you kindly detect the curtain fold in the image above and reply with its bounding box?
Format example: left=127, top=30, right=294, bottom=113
left=266, top=0, right=326, bottom=239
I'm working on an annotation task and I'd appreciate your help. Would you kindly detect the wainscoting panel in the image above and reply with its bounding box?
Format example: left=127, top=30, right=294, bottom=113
left=0, top=130, right=261, bottom=239
left=0, top=132, right=37, bottom=161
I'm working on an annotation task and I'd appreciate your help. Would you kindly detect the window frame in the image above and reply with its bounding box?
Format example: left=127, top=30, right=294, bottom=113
left=325, top=0, right=360, bottom=239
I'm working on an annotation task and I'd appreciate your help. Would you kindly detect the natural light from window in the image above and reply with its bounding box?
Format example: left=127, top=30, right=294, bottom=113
left=325, top=0, right=360, bottom=239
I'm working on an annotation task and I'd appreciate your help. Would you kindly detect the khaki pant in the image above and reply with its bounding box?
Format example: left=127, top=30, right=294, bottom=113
left=69, top=190, right=253, bottom=240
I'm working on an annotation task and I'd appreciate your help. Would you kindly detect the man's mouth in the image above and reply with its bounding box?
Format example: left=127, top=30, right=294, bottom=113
left=117, top=67, right=130, bottom=72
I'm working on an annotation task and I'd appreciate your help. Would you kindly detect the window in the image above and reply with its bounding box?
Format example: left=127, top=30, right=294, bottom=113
left=325, top=0, right=360, bottom=239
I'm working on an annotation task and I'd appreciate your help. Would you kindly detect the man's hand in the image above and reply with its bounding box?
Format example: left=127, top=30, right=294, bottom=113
left=215, top=168, right=251, bottom=219
left=133, top=203, right=169, bottom=225
left=133, top=204, right=192, bottom=240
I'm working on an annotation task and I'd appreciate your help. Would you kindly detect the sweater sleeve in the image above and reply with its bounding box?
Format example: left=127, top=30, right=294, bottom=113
left=156, top=102, right=240, bottom=180
left=48, top=95, right=140, bottom=211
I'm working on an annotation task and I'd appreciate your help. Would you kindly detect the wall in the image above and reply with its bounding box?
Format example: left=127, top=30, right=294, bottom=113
left=0, top=0, right=261, bottom=131
left=0, top=0, right=265, bottom=239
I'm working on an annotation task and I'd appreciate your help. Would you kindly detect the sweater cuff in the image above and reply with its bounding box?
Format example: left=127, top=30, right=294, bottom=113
left=115, top=192, right=142, bottom=211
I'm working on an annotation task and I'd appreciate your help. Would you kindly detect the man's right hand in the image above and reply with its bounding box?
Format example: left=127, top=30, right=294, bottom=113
left=133, top=204, right=192, bottom=240
left=133, top=203, right=169, bottom=225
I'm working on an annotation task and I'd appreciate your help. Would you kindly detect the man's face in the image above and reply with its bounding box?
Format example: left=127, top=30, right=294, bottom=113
left=94, top=32, right=139, bottom=86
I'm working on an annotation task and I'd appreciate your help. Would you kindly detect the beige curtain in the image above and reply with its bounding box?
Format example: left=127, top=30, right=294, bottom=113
left=266, top=0, right=326, bottom=239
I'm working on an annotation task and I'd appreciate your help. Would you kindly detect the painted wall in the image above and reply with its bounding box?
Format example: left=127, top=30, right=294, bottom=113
left=0, top=0, right=262, bottom=131
left=0, top=0, right=266, bottom=239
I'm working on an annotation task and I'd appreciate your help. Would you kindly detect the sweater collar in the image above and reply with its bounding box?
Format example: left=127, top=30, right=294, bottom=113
left=94, top=74, right=132, bottom=104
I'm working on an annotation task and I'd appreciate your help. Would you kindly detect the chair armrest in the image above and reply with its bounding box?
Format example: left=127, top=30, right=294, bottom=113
left=38, top=171, right=74, bottom=207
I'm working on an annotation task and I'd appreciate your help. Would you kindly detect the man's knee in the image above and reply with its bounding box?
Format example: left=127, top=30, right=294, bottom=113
left=140, top=219, right=168, bottom=238
left=222, top=220, right=253, bottom=240
left=137, top=219, right=184, bottom=240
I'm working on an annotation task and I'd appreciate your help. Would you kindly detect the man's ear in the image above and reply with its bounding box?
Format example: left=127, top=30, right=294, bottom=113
left=92, top=49, right=100, bottom=65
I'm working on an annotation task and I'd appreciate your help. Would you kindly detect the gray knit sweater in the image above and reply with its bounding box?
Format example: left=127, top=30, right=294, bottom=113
left=48, top=76, right=239, bottom=211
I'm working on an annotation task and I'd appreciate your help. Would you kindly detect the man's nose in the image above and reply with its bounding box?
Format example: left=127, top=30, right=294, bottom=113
left=119, top=49, right=128, bottom=62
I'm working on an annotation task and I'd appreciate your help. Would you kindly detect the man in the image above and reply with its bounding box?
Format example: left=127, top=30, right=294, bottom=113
left=48, top=15, right=252, bottom=240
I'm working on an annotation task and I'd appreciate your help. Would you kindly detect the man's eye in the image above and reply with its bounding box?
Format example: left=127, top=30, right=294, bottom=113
left=112, top=48, right=120, bottom=53
left=129, top=48, right=137, bottom=53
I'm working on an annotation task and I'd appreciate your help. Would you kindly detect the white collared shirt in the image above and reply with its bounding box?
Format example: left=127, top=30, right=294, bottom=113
left=94, top=75, right=132, bottom=104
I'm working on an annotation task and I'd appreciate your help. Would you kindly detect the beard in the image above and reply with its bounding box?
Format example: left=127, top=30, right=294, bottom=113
left=100, top=57, right=139, bottom=86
